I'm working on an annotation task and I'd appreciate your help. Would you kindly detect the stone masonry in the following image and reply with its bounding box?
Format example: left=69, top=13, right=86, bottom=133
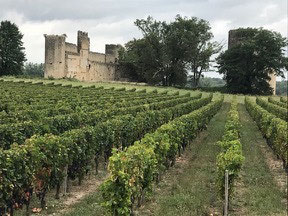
left=44, top=31, right=124, bottom=82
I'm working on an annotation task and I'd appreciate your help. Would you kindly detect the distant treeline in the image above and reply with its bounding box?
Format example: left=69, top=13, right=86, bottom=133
left=185, top=78, right=287, bottom=96
left=276, top=80, right=288, bottom=96
left=22, top=62, right=44, bottom=77
left=187, top=77, right=225, bottom=88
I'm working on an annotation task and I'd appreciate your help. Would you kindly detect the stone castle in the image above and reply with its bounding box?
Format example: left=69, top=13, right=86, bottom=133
left=44, top=31, right=126, bottom=81
left=228, top=29, right=277, bottom=95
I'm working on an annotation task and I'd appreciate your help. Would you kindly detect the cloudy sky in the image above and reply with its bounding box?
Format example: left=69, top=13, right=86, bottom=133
left=0, top=0, right=287, bottom=78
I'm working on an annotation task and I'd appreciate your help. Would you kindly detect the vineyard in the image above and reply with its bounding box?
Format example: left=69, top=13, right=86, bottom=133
left=0, top=79, right=287, bottom=216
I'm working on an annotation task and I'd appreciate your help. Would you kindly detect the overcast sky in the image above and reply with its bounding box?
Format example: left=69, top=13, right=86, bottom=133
left=0, top=0, right=287, bottom=78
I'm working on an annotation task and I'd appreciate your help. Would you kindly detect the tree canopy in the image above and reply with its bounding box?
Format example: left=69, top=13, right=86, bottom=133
left=119, top=15, right=220, bottom=86
left=217, top=28, right=288, bottom=95
left=0, top=20, right=26, bottom=76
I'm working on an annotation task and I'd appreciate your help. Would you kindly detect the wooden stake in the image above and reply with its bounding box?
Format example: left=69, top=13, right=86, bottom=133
left=62, top=165, right=68, bottom=196
left=224, top=170, right=229, bottom=216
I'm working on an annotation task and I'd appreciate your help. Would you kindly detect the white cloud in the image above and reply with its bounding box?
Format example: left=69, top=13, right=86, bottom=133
left=17, top=18, right=143, bottom=63
left=260, top=4, right=278, bottom=18
left=263, top=18, right=288, bottom=38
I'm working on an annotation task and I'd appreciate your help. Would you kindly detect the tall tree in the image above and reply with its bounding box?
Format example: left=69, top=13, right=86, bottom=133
left=217, top=28, right=288, bottom=95
left=169, top=16, right=221, bottom=87
left=119, top=16, right=220, bottom=86
left=0, top=20, right=26, bottom=76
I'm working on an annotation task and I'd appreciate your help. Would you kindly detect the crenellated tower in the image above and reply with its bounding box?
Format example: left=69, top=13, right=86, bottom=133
left=77, top=31, right=90, bottom=70
left=44, top=34, right=66, bottom=78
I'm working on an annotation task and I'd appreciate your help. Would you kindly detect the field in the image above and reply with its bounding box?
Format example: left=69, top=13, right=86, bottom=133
left=0, top=78, right=287, bottom=216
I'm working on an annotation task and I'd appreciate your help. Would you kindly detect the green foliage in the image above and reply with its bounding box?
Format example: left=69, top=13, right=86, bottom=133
left=101, top=96, right=223, bottom=215
left=0, top=82, right=201, bottom=149
left=0, top=142, right=40, bottom=213
left=245, top=97, right=287, bottom=166
left=280, top=96, right=287, bottom=103
left=217, top=28, right=288, bottom=95
left=0, top=21, right=26, bottom=76
left=119, top=15, right=220, bottom=86
left=256, top=97, right=288, bottom=121
left=216, top=99, right=244, bottom=197
left=268, top=97, right=287, bottom=109
left=0, top=81, right=207, bottom=214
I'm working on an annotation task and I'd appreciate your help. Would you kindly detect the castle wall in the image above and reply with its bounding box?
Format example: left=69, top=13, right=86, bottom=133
left=65, top=53, right=116, bottom=81
left=65, top=42, right=78, bottom=54
left=66, top=53, right=81, bottom=79
left=89, top=52, right=106, bottom=63
left=44, top=31, right=123, bottom=82
left=106, top=55, right=117, bottom=63
left=88, top=62, right=115, bottom=81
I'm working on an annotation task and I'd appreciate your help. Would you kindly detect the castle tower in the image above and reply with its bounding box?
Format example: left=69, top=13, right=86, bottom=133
left=105, top=44, right=121, bottom=59
left=77, top=31, right=90, bottom=53
left=228, top=29, right=277, bottom=95
left=44, top=34, right=66, bottom=78
left=77, top=31, right=90, bottom=70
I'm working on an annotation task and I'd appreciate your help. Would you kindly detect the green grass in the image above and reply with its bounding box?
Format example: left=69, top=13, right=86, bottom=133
left=229, top=104, right=287, bottom=215
left=61, top=190, right=109, bottom=216
left=0, top=76, right=202, bottom=96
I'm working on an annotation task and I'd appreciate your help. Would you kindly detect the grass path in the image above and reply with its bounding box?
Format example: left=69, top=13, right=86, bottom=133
left=229, top=104, right=287, bottom=215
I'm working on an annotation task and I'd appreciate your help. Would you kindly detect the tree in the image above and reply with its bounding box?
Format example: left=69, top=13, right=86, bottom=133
left=23, top=62, right=44, bottom=77
left=170, top=16, right=221, bottom=87
left=119, top=15, right=220, bottom=86
left=0, top=20, right=26, bottom=76
left=217, top=28, right=288, bottom=95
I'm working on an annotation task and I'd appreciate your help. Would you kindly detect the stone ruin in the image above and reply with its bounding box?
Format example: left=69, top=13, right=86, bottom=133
left=44, top=31, right=127, bottom=82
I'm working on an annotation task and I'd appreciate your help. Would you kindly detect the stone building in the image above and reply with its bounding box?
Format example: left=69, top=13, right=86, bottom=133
left=44, top=31, right=125, bottom=81
left=228, top=29, right=276, bottom=94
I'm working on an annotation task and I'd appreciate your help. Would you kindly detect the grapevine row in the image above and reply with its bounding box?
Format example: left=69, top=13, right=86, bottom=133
left=268, top=97, right=287, bottom=109
left=0, top=93, right=201, bottom=149
left=216, top=98, right=244, bottom=198
left=0, top=94, right=211, bottom=215
left=100, top=96, right=223, bottom=215
left=245, top=97, right=287, bottom=167
left=256, top=97, right=287, bottom=121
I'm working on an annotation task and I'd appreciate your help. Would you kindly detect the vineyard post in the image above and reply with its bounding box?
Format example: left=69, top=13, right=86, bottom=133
left=224, top=169, right=229, bottom=216
left=62, top=165, right=68, bottom=196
